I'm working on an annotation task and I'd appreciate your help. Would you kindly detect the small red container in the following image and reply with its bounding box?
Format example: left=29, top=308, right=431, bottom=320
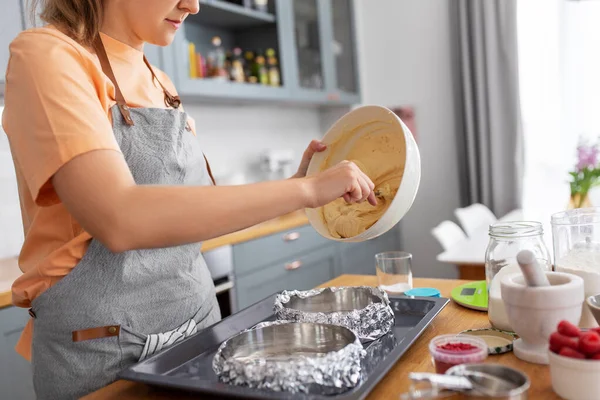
left=429, top=334, right=488, bottom=373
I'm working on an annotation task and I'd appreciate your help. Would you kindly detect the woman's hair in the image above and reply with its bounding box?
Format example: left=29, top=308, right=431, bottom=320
left=28, top=0, right=103, bottom=46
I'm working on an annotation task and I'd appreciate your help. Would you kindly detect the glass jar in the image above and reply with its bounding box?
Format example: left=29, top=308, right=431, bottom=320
left=552, top=207, right=600, bottom=327
left=485, top=221, right=551, bottom=331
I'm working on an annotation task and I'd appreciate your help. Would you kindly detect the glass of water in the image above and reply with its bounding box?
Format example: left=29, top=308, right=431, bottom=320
left=375, top=251, right=413, bottom=294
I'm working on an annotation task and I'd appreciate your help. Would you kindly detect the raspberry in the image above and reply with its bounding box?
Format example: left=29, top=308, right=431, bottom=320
left=559, top=347, right=585, bottom=359
left=549, top=332, right=578, bottom=353
left=437, top=343, right=478, bottom=352
left=557, top=320, right=581, bottom=338
left=579, top=331, right=600, bottom=356
left=591, top=353, right=600, bottom=360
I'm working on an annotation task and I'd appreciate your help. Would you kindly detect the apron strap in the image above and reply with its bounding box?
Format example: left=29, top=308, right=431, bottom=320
left=204, top=155, right=216, bottom=185
left=93, top=34, right=216, bottom=185
left=143, top=56, right=182, bottom=109
left=92, top=36, right=134, bottom=126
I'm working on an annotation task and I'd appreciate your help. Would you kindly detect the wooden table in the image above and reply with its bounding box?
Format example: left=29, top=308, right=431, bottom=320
left=84, top=275, right=558, bottom=399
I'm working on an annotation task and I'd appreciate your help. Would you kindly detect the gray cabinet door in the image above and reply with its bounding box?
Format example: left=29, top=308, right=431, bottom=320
left=235, top=244, right=336, bottom=310
left=0, top=307, right=35, bottom=399
left=0, top=1, right=25, bottom=85
left=337, top=227, right=401, bottom=276
left=233, top=224, right=330, bottom=277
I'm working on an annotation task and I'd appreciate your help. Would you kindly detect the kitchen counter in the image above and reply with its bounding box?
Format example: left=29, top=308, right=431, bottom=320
left=84, top=275, right=559, bottom=400
left=200, top=209, right=309, bottom=252
left=0, top=211, right=310, bottom=309
left=0, top=256, right=20, bottom=309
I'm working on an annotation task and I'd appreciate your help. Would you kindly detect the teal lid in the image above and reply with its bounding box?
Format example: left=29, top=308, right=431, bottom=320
left=404, top=288, right=441, bottom=298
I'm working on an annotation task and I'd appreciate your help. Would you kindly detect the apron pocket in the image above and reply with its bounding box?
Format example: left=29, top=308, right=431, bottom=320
left=32, top=325, right=124, bottom=400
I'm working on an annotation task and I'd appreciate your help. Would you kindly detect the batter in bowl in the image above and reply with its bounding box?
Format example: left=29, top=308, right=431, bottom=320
left=320, top=120, right=406, bottom=238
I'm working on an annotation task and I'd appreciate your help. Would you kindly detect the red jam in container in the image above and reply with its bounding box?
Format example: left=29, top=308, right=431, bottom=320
left=428, top=334, right=488, bottom=373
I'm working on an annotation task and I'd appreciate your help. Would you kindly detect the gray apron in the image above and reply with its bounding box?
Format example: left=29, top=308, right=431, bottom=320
left=28, top=36, right=221, bottom=399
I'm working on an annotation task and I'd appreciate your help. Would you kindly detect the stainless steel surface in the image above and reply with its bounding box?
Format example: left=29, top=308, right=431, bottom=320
left=274, top=286, right=395, bottom=340
left=212, top=321, right=365, bottom=394
left=286, top=286, right=381, bottom=313
left=447, top=364, right=530, bottom=399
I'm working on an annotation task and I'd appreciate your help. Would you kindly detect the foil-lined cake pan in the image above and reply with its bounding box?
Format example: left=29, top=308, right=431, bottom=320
left=212, top=320, right=366, bottom=395
left=274, top=286, right=395, bottom=341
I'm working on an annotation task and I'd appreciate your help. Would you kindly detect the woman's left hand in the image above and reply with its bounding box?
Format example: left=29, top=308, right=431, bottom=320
left=292, top=139, right=327, bottom=179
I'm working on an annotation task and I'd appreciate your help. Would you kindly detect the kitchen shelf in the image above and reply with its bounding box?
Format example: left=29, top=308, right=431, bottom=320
left=192, top=0, right=276, bottom=29
left=178, top=78, right=288, bottom=101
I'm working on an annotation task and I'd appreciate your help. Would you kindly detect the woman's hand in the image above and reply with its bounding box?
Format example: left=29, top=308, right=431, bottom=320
left=301, top=161, right=377, bottom=208
left=291, top=139, right=327, bottom=179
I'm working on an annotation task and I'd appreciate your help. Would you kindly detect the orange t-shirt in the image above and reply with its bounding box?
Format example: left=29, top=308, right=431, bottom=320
left=2, top=26, right=194, bottom=360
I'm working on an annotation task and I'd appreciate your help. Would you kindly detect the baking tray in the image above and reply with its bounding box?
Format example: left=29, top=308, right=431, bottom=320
left=118, top=294, right=449, bottom=399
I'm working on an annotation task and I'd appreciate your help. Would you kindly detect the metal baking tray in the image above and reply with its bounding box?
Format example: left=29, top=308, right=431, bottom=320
left=118, top=294, right=449, bottom=399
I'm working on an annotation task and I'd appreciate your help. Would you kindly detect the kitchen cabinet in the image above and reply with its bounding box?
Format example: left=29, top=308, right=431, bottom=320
left=0, top=306, right=35, bottom=400
left=233, top=224, right=330, bottom=276
left=232, top=223, right=403, bottom=310
left=235, top=244, right=336, bottom=309
left=279, top=0, right=360, bottom=104
left=1, top=0, right=362, bottom=105
left=162, top=0, right=361, bottom=105
left=0, top=1, right=25, bottom=87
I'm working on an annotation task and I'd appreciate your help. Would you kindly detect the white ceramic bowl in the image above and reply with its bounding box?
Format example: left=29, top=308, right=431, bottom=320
left=305, top=105, right=421, bottom=242
left=549, top=349, right=600, bottom=400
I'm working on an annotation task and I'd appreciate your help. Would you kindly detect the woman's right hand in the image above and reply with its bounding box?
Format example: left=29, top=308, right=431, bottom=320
left=302, top=161, right=377, bottom=208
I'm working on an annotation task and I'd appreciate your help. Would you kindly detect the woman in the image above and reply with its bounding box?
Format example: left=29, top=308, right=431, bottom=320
left=2, top=0, right=376, bottom=398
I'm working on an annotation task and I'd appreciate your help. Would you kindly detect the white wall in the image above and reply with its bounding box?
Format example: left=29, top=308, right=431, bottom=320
left=354, top=0, right=462, bottom=278
left=185, top=104, right=326, bottom=183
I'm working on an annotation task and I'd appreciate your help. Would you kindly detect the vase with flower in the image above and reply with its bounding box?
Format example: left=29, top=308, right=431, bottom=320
left=568, top=140, right=600, bottom=209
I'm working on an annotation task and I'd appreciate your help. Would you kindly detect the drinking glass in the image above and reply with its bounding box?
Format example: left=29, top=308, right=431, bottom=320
left=375, top=251, right=413, bottom=294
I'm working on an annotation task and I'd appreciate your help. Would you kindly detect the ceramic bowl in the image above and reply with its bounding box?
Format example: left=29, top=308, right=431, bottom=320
left=305, top=105, right=421, bottom=242
left=586, top=294, right=600, bottom=325
left=549, top=349, right=600, bottom=400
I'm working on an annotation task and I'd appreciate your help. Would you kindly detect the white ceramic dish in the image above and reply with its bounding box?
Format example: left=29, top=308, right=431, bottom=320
left=549, top=349, right=600, bottom=400
left=305, top=105, right=421, bottom=242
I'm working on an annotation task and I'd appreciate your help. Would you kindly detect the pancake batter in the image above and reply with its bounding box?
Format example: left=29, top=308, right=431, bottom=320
left=320, top=120, right=406, bottom=238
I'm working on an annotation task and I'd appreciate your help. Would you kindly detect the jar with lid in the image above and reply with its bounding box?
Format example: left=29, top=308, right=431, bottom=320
left=552, top=207, right=600, bottom=327
left=485, top=221, right=552, bottom=331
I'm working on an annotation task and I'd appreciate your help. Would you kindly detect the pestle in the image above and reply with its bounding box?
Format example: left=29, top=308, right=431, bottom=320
left=516, top=250, right=550, bottom=287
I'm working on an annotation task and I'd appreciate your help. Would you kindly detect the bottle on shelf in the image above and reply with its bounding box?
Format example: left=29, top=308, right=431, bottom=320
left=265, top=48, right=280, bottom=87
left=188, top=42, right=197, bottom=79
left=196, top=51, right=207, bottom=79
left=230, top=47, right=245, bottom=83
left=252, top=50, right=269, bottom=85
left=207, top=36, right=228, bottom=81
left=244, top=50, right=257, bottom=84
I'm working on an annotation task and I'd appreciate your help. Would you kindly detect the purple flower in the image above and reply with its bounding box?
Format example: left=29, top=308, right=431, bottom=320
left=577, top=144, right=599, bottom=171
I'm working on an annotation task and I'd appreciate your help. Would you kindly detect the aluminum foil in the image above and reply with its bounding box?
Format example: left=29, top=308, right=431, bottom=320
left=274, top=286, right=395, bottom=341
left=212, top=320, right=366, bottom=394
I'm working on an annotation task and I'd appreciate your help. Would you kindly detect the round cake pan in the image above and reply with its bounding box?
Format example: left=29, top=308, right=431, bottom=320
left=212, top=321, right=365, bottom=394
left=446, top=364, right=530, bottom=399
left=274, top=286, right=395, bottom=341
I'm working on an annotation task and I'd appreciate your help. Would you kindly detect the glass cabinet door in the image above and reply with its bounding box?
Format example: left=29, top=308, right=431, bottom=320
left=331, top=0, right=358, bottom=95
left=292, top=0, right=324, bottom=91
